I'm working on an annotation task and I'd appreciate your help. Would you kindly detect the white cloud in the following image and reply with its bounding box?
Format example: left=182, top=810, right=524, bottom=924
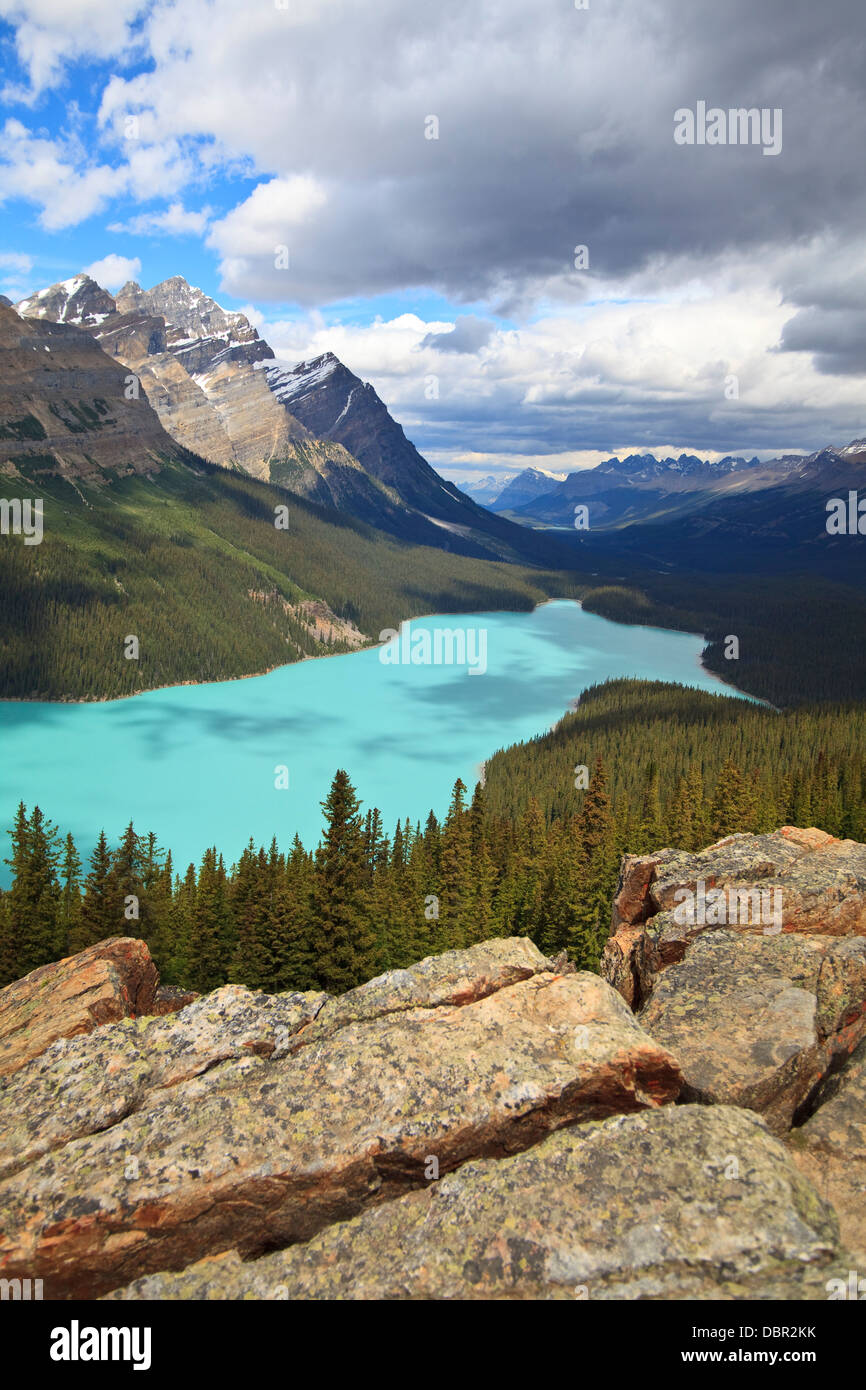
left=67, top=0, right=865, bottom=317
left=0, top=119, right=122, bottom=229
left=108, top=202, right=211, bottom=237
left=0, top=251, right=33, bottom=275
left=0, top=249, right=34, bottom=301
left=0, top=0, right=147, bottom=95
left=0, top=117, right=195, bottom=231
left=0, top=0, right=861, bottom=455
left=259, top=275, right=866, bottom=466
left=206, top=176, right=327, bottom=294
left=83, top=252, right=142, bottom=290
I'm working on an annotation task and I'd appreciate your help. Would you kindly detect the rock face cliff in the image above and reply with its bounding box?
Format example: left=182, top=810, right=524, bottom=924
left=264, top=353, right=553, bottom=557
left=10, top=280, right=426, bottom=530
left=0, top=826, right=864, bottom=1301
left=91, top=307, right=240, bottom=469
left=0, top=303, right=187, bottom=480
left=115, top=278, right=272, bottom=375
left=15, top=277, right=345, bottom=487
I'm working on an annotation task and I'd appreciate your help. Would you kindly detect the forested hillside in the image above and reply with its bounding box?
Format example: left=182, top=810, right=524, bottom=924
left=578, top=573, right=866, bottom=706
left=3, top=680, right=862, bottom=993
left=483, top=679, right=866, bottom=830
left=5, top=444, right=866, bottom=707
left=0, top=454, right=578, bottom=700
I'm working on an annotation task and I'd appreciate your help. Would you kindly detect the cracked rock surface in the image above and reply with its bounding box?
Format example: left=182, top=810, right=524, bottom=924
left=108, top=1106, right=846, bottom=1301
left=638, top=930, right=866, bottom=1132
left=788, top=1037, right=866, bottom=1265
left=0, top=952, right=679, bottom=1299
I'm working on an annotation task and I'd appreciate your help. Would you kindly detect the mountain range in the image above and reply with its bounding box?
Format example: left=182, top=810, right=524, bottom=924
left=12, top=274, right=553, bottom=565
left=483, top=444, right=865, bottom=584
left=493, top=451, right=777, bottom=526
left=458, top=474, right=518, bottom=506
left=13, top=271, right=862, bottom=569
left=487, top=466, right=569, bottom=511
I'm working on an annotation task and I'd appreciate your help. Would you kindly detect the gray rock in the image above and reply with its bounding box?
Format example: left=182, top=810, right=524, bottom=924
left=789, top=1037, right=866, bottom=1265
left=638, top=930, right=866, bottom=1133
left=0, top=967, right=680, bottom=1298
left=107, top=1106, right=847, bottom=1301
left=0, top=984, right=330, bottom=1181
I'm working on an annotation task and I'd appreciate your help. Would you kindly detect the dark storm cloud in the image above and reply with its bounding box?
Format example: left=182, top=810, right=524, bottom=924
left=190, top=0, right=866, bottom=321
left=420, top=317, right=496, bottom=354
left=780, top=307, right=866, bottom=376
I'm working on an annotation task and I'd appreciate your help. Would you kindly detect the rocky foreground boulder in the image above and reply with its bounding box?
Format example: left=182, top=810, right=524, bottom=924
left=601, top=825, right=866, bottom=1264
left=109, top=1106, right=844, bottom=1301
left=0, top=939, right=681, bottom=1299
left=789, top=1036, right=866, bottom=1266
left=639, top=930, right=866, bottom=1132
left=602, top=826, right=866, bottom=1008
left=1, top=827, right=864, bottom=1301
left=0, top=937, right=158, bottom=1078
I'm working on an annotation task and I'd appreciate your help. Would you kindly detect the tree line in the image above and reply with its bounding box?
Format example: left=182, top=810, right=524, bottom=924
left=2, top=679, right=863, bottom=994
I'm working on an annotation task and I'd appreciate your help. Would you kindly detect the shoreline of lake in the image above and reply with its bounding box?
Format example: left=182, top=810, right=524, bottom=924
left=0, top=596, right=752, bottom=708
left=0, top=600, right=751, bottom=884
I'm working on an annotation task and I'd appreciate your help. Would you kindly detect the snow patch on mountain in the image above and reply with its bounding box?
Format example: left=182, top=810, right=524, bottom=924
left=261, top=353, right=341, bottom=405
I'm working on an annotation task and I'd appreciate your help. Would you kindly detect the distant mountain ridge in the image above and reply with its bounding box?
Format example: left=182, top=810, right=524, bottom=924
left=459, top=473, right=518, bottom=506
left=503, top=447, right=828, bottom=530
left=489, top=466, right=568, bottom=511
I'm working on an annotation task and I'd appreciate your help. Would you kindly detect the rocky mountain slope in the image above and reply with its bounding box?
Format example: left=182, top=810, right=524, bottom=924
left=15, top=274, right=116, bottom=328
left=1, top=825, right=863, bottom=1300
left=15, top=277, right=385, bottom=511
left=262, top=352, right=558, bottom=559
left=115, top=277, right=271, bottom=374
left=0, top=302, right=187, bottom=480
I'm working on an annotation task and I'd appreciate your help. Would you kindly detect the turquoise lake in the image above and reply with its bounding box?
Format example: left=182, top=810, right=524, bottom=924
left=0, top=601, right=740, bottom=879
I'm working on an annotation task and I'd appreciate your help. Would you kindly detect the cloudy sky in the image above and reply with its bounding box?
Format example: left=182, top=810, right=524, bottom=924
left=0, top=0, right=864, bottom=482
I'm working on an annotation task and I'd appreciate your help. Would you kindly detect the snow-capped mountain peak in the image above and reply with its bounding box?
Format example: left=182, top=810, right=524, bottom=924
left=15, top=275, right=115, bottom=328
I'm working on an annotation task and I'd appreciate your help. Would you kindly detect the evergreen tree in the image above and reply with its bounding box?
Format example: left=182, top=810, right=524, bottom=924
left=75, top=831, right=116, bottom=950
left=2, top=804, right=62, bottom=978
left=572, top=759, right=618, bottom=965
left=438, top=780, right=473, bottom=948
left=710, top=759, right=748, bottom=839
left=187, top=848, right=234, bottom=992
left=108, top=822, right=145, bottom=937
left=58, top=832, right=82, bottom=957
left=281, top=836, right=317, bottom=989
left=309, top=770, right=378, bottom=992
left=169, top=862, right=198, bottom=985
left=636, top=762, right=664, bottom=852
